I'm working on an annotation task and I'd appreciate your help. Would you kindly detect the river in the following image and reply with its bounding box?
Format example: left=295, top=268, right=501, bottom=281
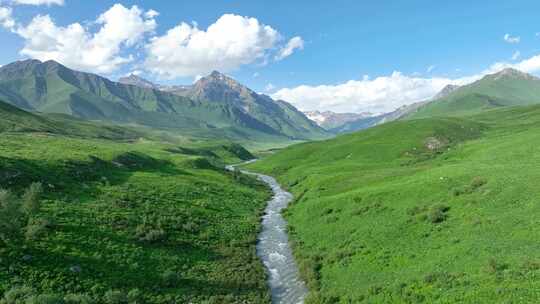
left=226, top=162, right=308, bottom=304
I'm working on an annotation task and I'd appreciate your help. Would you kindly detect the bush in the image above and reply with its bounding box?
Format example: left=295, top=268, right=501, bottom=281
left=25, top=294, right=64, bottom=304
left=135, top=225, right=167, bottom=243
left=161, top=270, right=180, bottom=288
left=126, top=289, right=143, bottom=304
left=0, top=183, right=46, bottom=246
left=427, top=205, right=450, bottom=223
left=1, top=286, right=35, bottom=304
left=64, top=294, right=94, bottom=304
left=103, top=290, right=126, bottom=304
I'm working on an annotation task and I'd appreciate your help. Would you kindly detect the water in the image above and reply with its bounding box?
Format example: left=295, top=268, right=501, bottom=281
left=227, top=161, right=309, bottom=304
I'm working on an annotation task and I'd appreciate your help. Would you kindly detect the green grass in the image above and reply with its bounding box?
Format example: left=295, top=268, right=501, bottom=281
left=247, top=104, right=540, bottom=303
left=0, top=130, right=271, bottom=303
left=408, top=71, right=540, bottom=119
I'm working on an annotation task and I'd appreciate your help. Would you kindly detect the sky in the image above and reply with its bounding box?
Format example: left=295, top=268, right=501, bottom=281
left=0, top=0, right=540, bottom=114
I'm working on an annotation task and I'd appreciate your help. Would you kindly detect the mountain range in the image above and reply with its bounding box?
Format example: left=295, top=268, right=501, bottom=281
left=327, top=68, right=540, bottom=133
left=0, top=59, right=328, bottom=142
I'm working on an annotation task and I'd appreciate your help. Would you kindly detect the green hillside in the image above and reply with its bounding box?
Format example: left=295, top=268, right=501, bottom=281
left=0, top=104, right=273, bottom=303
left=408, top=68, right=540, bottom=119
left=247, top=105, right=540, bottom=303
left=0, top=60, right=328, bottom=143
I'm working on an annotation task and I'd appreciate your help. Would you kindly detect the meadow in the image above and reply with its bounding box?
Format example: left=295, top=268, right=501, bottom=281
left=247, top=105, right=540, bottom=303
left=0, top=130, right=271, bottom=303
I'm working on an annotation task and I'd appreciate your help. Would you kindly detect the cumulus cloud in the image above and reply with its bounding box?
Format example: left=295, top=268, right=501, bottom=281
left=0, top=6, right=14, bottom=29
left=275, top=36, right=304, bottom=61
left=14, top=4, right=157, bottom=73
left=11, top=0, right=63, bottom=5
left=144, top=14, right=280, bottom=78
left=504, top=33, right=520, bottom=44
left=272, top=72, right=456, bottom=113
left=272, top=51, right=540, bottom=114
left=264, top=83, right=275, bottom=92
left=512, top=50, right=521, bottom=61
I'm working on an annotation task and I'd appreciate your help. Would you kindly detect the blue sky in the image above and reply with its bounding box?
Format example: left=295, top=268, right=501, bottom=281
left=1, top=0, right=539, bottom=113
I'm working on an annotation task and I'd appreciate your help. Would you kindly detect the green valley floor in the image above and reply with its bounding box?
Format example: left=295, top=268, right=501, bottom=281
left=247, top=105, right=540, bottom=303
left=0, top=132, right=271, bottom=303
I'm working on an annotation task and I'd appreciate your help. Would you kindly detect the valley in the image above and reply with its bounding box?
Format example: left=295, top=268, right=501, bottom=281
left=0, top=14, right=540, bottom=304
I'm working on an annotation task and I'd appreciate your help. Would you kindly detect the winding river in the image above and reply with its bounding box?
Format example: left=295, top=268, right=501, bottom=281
left=227, top=162, right=308, bottom=304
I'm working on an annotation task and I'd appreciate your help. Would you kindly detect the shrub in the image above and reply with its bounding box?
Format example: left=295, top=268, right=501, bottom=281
left=0, top=183, right=46, bottom=246
left=64, top=294, right=94, bottom=304
left=126, top=289, right=143, bottom=304
left=427, top=205, right=450, bottom=223
left=135, top=225, right=167, bottom=243
left=486, top=258, right=508, bottom=274
left=161, top=270, right=180, bottom=288
left=103, top=290, right=126, bottom=304
left=1, top=286, right=35, bottom=304
left=25, top=294, right=64, bottom=304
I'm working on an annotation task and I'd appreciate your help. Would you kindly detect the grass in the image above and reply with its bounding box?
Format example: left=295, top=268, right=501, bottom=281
left=247, top=104, right=540, bottom=303
left=0, top=129, right=271, bottom=303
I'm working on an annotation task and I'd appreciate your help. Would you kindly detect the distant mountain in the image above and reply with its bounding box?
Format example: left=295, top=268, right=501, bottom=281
left=331, top=85, right=456, bottom=134
left=118, top=74, right=158, bottom=89
left=433, top=84, right=460, bottom=99
left=0, top=60, right=328, bottom=142
left=407, top=68, right=540, bottom=119
left=118, top=74, right=192, bottom=94
left=303, top=110, right=373, bottom=130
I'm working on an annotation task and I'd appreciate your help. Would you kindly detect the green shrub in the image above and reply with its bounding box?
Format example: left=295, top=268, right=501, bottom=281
left=63, top=294, right=94, bottom=304
left=103, top=290, right=126, bottom=304
left=161, top=270, right=180, bottom=288
left=1, top=286, right=35, bottom=304
left=126, top=289, right=143, bottom=304
left=25, top=294, right=64, bottom=304
left=427, top=205, right=450, bottom=223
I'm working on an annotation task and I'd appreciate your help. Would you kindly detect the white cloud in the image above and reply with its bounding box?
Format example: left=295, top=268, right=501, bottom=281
left=272, top=51, right=540, bottom=114
left=272, top=72, right=456, bottom=113
left=426, top=65, right=436, bottom=73
left=504, top=33, right=520, bottom=44
left=264, top=83, right=275, bottom=92
left=512, top=50, right=521, bottom=61
left=144, top=14, right=280, bottom=78
left=14, top=4, right=157, bottom=74
left=144, top=9, right=159, bottom=19
left=0, top=6, right=14, bottom=29
left=11, top=0, right=63, bottom=5
left=252, top=72, right=260, bottom=78
left=275, top=36, right=304, bottom=61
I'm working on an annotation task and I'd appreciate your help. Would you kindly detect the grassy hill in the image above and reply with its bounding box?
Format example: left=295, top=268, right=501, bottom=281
left=408, top=68, right=540, bottom=119
left=0, top=60, right=328, bottom=143
left=0, top=104, right=273, bottom=303
left=247, top=104, right=540, bottom=303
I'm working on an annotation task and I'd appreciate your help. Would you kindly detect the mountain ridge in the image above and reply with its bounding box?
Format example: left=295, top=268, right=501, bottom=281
left=0, top=59, right=329, bottom=142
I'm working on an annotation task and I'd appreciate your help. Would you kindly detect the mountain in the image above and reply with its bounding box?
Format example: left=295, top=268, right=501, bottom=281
left=331, top=93, right=442, bottom=134
left=118, top=74, right=192, bottom=94
left=303, top=110, right=373, bottom=130
left=407, top=68, right=540, bottom=119
left=118, top=74, right=158, bottom=89
left=0, top=60, right=328, bottom=142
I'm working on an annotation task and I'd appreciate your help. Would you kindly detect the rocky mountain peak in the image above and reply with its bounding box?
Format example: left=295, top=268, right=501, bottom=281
left=434, top=84, right=461, bottom=99
left=488, top=68, right=538, bottom=81
left=118, top=74, right=157, bottom=89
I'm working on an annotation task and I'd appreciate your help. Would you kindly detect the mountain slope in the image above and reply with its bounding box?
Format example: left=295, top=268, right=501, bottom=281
left=247, top=104, right=540, bottom=303
left=0, top=60, right=328, bottom=142
left=0, top=99, right=142, bottom=140
left=408, top=68, right=540, bottom=119
left=304, top=110, right=373, bottom=130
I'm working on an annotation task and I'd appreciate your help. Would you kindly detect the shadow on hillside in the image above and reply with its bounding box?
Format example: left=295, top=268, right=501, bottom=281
left=0, top=151, right=190, bottom=194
